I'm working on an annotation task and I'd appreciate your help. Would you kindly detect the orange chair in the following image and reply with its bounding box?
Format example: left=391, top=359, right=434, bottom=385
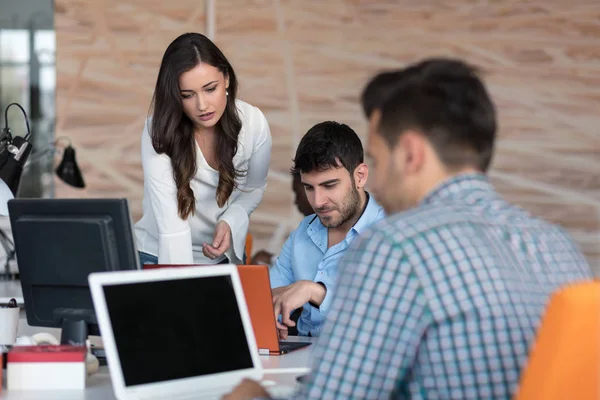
left=244, top=233, right=253, bottom=264
left=514, top=280, right=600, bottom=400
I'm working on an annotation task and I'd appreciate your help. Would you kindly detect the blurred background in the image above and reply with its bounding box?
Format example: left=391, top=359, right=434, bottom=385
left=1, top=0, right=598, bottom=273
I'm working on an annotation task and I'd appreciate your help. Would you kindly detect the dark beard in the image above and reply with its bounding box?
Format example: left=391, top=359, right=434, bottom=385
left=319, top=186, right=361, bottom=229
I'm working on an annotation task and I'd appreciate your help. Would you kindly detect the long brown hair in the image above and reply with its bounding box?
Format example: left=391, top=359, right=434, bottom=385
left=149, top=33, right=243, bottom=219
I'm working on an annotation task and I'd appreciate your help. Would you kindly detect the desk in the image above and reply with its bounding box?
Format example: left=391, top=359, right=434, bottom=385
left=1, top=334, right=314, bottom=399
left=0, top=367, right=312, bottom=399
left=260, top=336, right=313, bottom=374
left=1, top=310, right=315, bottom=399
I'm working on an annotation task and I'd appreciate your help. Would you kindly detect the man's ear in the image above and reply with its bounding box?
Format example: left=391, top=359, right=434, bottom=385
left=353, top=163, right=369, bottom=189
left=394, top=131, right=426, bottom=175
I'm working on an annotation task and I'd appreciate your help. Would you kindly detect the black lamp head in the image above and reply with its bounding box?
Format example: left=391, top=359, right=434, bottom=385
left=55, top=145, right=85, bottom=188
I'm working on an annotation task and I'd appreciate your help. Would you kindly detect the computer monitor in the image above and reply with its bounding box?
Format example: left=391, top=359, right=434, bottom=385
left=7, top=198, right=141, bottom=347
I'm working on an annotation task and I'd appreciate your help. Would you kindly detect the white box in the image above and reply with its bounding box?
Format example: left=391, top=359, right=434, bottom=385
left=7, top=345, right=86, bottom=391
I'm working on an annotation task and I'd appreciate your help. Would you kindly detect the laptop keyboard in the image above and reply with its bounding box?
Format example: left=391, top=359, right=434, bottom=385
left=279, top=341, right=311, bottom=353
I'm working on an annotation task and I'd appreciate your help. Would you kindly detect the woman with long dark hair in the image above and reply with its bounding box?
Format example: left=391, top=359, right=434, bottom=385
left=135, top=32, right=272, bottom=265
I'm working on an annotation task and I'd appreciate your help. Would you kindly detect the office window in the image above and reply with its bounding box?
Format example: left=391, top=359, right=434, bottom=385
left=0, top=30, right=30, bottom=63
left=0, top=30, right=31, bottom=132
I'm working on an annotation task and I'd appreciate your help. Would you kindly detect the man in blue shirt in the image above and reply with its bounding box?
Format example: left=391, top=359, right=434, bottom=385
left=269, top=121, right=384, bottom=338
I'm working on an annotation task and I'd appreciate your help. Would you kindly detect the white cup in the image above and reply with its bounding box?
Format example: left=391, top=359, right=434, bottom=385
left=0, top=306, right=20, bottom=345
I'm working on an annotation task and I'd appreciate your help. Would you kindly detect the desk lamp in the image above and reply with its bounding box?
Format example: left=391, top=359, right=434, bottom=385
left=0, top=103, right=33, bottom=280
left=0, top=102, right=85, bottom=279
left=0, top=103, right=33, bottom=216
left=54, top=136, right=85, bottom=189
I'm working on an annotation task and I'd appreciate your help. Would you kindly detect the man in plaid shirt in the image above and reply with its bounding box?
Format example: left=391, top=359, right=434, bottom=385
left=225, top=58, right=592, bottom=399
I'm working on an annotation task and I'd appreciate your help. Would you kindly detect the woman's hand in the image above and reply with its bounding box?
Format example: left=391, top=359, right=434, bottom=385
left=202, top=221, right=231, bottom=260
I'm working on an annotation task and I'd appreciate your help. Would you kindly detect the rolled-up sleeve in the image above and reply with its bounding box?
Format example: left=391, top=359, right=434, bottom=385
left=314, top=274, right=335, bottom=316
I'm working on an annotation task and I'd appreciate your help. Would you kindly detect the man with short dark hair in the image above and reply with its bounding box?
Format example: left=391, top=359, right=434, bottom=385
left=268, top=121, right=384, bottom=338
left=225, top=58, right=592, bottom=400
left=252, top=172, right=313, bottom=266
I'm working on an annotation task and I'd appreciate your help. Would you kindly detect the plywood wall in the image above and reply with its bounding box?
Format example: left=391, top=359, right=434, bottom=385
left=55, top=0, right=600, bottom=271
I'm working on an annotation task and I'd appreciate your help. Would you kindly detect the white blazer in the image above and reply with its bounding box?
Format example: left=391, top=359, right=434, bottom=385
left=134, top=99, right=272, bottom=264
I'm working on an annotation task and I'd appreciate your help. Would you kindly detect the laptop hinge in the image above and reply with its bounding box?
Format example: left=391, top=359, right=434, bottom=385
left=258, top=348, right=270, bottom=355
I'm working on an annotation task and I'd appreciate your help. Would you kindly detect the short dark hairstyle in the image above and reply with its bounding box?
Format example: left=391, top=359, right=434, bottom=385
left=292, top=121, right=363, bottom=176
left=369, top=58, right=497, bottom=172
left=360, top=70, right=403, bottom=118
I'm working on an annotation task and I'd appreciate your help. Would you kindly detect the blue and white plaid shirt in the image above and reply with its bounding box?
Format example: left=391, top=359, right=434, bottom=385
left=285, top=173, right=592, bottom=399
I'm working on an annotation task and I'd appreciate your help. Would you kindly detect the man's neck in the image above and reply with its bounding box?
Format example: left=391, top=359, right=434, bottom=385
left=414, top=166, right=480, bottom=205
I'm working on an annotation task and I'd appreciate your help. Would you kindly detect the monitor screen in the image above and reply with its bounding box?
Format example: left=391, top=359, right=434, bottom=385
left=8, top=198, right=139, bottom=341
left=102, top=275, right=254, bottom=387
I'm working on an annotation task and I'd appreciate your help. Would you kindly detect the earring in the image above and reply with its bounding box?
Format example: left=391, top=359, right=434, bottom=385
left=226, top=90, right=229, bottom=96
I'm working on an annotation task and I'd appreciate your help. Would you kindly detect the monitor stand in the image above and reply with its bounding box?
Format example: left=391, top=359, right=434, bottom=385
left=53, top=308, right=97, bottom=346
left=52, top=308, right=107, bottom=365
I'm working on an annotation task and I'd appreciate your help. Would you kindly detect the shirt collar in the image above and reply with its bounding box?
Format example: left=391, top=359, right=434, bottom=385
left=352, top=192, right=382, bottom=235
left=420, top=172, right=496, bottom=207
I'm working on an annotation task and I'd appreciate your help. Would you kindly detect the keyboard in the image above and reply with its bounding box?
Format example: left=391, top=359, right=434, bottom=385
left=279, top=341, right=311, bottom=354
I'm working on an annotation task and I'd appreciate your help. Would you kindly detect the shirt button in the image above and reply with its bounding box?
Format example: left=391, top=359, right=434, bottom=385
left=319, top=271, right=324, bottom=275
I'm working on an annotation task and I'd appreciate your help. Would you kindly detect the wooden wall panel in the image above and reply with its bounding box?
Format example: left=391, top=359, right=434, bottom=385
left=55, top=0, right=600, bottom=271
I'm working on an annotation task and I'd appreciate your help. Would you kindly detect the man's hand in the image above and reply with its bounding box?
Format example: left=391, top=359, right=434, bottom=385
left=222, top=378, right=271, bottom=400
left=203, top=221, right=231, bottom=260
left=271, top=286, right=291, bottom=339
left=272, top=281, right=326, bottom=339
left=252, top=250, right=273, bottom=265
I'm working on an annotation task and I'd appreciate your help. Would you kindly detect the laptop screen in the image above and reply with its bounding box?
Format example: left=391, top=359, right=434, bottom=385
left=102, top=275, right=254, bottom=387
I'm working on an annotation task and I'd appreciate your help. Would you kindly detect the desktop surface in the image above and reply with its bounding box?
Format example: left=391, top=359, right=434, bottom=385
left=0, top=311, right=314, bottom=399
left=0, top=339, right=313, bottom=400
left=0, top=368, right=308, bottom=400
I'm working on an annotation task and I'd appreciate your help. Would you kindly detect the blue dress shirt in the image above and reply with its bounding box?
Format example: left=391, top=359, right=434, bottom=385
left=269, top=193, right=385, bottom=336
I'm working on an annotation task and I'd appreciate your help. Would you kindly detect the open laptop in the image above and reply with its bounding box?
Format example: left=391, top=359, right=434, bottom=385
left=237, top=265, right=311, bottom=355
left=88, top=264, right=296, bottom=399
left=144, top=264, right=311, bottom=355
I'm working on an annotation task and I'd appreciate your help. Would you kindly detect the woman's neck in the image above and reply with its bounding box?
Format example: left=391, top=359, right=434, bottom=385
left=194, top=125, right=215, bottom=137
